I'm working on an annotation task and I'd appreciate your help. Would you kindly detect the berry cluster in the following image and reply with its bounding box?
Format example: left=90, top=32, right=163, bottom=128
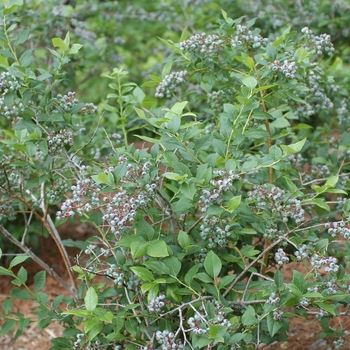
left=193, top=248, right=207, bottom=267
left=187, top=300, right=232, bottom=337
left=148, top=294, right=167, bottom=313
left=231, top=24, right=268, bottom=49
left=199, top=170, right=240, bottom=212
left=45, top=179, right=70, bottom=205
left=52, top=91, right=98, bottom=114
left=295, top=244, right=309, bottom=260
left=0, top=72, right=21, bottom=93
left=207, top=89, right=232, bottom=114
left=266, top=292, right=280, bottom=305
left=301, top=27, right=335, bottom=55
left=292, top=67, right=333, bottom=118
left=270, top=59, right=298, bottom=79
left=274, top=248, right=289, bottom=266
left=47, top=129, right=74, bottom=155
left=248, top=184, right=305, bottom=225
left=310, top=254, right=339, bottom=273
left=199, top=216, right=231, bottom=248
left=106, top=264, right=125, bottom=286
left=126, top=274, right=140, bottom=290
left=264, top=228, right=284, bottom=240
left=299, top=297, right=310, bottom=307
left=273, top=309, right=284, bottom=321
left=155, top=70, right=188, bottom=98
left=337, top=99, right=350, bottom=126
left=325, top=221, right=350, bottom=239
left=56, top=178, right=101, bottom=220
left=0, top=72, right=24, bottom=120
left=154, top=330, right=184, bottom=350
left=179, top=32, right=224, bottom=58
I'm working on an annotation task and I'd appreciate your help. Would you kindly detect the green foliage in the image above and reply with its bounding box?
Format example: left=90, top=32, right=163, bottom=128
left=1, top=1, right=350, bottom=350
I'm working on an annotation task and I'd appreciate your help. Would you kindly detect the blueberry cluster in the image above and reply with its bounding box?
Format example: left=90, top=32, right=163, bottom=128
left=293, top=67, right=333, bottom=118
left=266, top=292, right=280, bottom=305
left=273, top=309, right=284, bottom=321
left=0, top=72, right=21, bottom=93
left=274, top=248, right=289, bottom=266
left=316, top=308, right=328, bottom=320
left=52, top=91, right=98, bottom=114
left=179, top=32, right=224, bottom=58
left=194, top=248, right=207, bottom=267
left=333, top=338, right=344, bottom=349
left=301, top=27, right=335, bottom=55
left=155, top=330, right=184, bottom=350
left=127, top=274, right=140, bottom=290
left=56, top=178, right=101, bottom=220
left=106, top=264, right=125, bottom=286
left=112, top=133, right=123, bottom=144
left=248, top=184, right=305, bottom=225
left=325, top=221, right=350, bottom=239
left=47, top=129, right=74, bottom=155
left=199, top=170, right=240, bottom=212
left=310, top=254, right=339, bottom=273
left=199, top=217, right=231, bottom=248
left=148, top=294, right=167, bottom=313
left=264, top=228, right=284, bottom=240
left=103, top=187, right=155, bottom=238
left=207, top=89, right=232, bottom=114
left=0, top=72, right=24, bottom=120
left=45, top=180, right=70, bottom=205
left=299, top=297, right=310, bottom=307
left=337, top=99, right=350, bottom=126
left=187, top=300, right=231, bottom=337
left=325, top=279, right=338, bottom=295
left=295, top=244, right=309, bottom=260
left=231, top=24, right=268, bottom=49
left=155, top=70, right=188, bottom=98
left=270, top=59, right=298, bottom=78
left=73, top=333, right=85, bottom=349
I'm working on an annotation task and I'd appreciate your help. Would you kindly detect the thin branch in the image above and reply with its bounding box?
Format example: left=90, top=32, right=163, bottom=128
left=0, top=225, right=74, bottom=294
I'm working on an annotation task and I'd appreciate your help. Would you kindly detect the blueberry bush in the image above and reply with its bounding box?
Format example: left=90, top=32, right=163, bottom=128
left=1, top=1, right=350, bottom=350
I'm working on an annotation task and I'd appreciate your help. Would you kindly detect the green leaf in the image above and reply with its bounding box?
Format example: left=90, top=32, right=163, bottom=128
left=130, top=240, right=147, bottom=259
left=9, top=255, right=30, bottom=269
left=2, top=299, right=13, bottom=314
left=52, top=38, right=67, bottom=51
left=325, top=175, right=338, bottom=188
left=178, top=230, right=191, bottom=249
left=303, top=198, right=330, bottom=212
left=130, top=266, right=154, bottom=282
left=69, top=43, right=83, bottom=54
left=292, top=270, right=306, bottom=293
left=194, top=272, right=214, bottom=283
left=204, top=251, right=222, bottom=279
left=294, top=47, right=309, bottom=63
left=1, top=319, right=16, bottom=336
left=241, top=305, right=258, bottom=326
left=164, top=256, right=182, bottom=276
left=87, top=322, right=104, bottom=342
left=17, top=266, right=27, bottom=284
left=242, top=75, right=257, bottom=89
left=314, top=302, right=336, bottom=315
left=143, top=261, right=170, bottom=275
left=85, top=287, right=98, bottom=311
left=147, top=240, right=169, bottom=257
left=34, top=271, right=46, bottom=292
left=274, top=269, right=284, bottom=289
left=225, top=195, right=241, bottom=213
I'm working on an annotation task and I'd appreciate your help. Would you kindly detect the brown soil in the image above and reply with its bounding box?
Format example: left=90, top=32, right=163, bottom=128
left=1, top=221, right=350, bottom=349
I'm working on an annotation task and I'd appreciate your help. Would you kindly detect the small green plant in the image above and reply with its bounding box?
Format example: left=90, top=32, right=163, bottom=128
left=1, top=2, right=350, bottom=350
